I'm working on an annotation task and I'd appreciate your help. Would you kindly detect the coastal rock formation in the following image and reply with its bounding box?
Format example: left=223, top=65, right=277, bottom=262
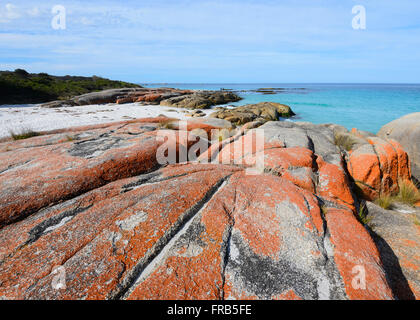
left=378, top=112, right=420, bottom=181
left=209, top=102, right=295, bottom=125
left=160, top=91, right=241, bottom=109
left=0, top=118, right=405, bottom=300
left=41, top=88, right=147, bottom=108
left=344, top=129, right=412, bottom=201
left=365, top=202, right=420, bottom=299
left=40, top=88, right=241, bottom=110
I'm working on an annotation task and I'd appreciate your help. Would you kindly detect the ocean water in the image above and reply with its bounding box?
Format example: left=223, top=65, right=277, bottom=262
left=143, top=83, right=420, bottom=133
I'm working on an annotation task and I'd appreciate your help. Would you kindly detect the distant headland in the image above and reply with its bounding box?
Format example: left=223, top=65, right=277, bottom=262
left=0, top=69, right=141, bottom=105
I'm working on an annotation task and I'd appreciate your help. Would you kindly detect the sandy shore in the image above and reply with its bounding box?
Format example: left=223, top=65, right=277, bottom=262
left=0, top=102, right=216, bottom=139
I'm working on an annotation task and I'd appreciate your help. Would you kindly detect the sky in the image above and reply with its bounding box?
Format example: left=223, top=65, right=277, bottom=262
left=0, top=0, right=419, bottom=83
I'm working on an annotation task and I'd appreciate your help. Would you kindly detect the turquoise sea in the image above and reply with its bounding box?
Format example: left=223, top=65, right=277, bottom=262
left=143, top=83, right=420, bottom=133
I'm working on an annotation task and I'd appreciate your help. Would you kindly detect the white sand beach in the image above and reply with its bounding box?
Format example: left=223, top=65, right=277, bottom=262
left=0, top=103, right=216, bottom=139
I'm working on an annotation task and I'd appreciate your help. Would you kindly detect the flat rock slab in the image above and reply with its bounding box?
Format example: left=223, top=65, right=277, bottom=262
left=3, top=118, right=420, bottom=300
left=0, top=118, right=399, bottom=300
left=0, top=163, right=392, bottom=300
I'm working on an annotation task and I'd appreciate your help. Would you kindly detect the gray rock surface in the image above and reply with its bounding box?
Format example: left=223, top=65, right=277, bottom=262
left=259, top=121, right=342, bottom=164
left=365, top=201, right=420, bottom=300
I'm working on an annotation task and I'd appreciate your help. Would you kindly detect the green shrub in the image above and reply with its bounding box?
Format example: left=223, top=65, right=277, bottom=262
left=0, top=70, right=141, bottom=104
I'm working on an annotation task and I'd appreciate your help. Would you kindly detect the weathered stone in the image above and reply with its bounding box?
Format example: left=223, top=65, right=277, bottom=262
left=347, top=137, right=411, bottom=200
left=378, top=112, right=420, bottom=180
left=0, top=118, right=201, bottom=227
left=40, top=88, right=239, bottom=109
left=210, top=102, right=295, bottom=125
left=365, top=202, right=420, bottom=299
left=160, top=91, right=241, bottom=110
left=0, top=117, right=413, bottom=300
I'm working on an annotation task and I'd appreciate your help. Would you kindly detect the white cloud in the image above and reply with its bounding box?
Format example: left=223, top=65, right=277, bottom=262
left=27, top=7, right=40, bottom=17
left=0, top=3, right=21, bottom=23
left=80, top=17, right=94, bottom=26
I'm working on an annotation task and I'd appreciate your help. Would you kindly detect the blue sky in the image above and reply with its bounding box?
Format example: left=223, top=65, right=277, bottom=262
left=0, top=0, right=419, bottom=83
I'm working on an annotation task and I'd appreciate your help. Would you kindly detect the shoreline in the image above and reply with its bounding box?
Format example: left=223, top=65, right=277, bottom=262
left=0, top=102, right=216, bottom=139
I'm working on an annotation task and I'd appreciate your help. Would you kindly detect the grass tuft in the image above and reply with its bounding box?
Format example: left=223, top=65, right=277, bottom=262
left=374, top=193, right=394, bottom=210
left=334, top=133, right=357, bottom=151
left=158, top=120, right=177, bottom=130
left=396, top=179, right=420, bottom=206
left=9, top=129, right=41, bottom=140
left=320, top=205, right=328, bottom=218
left=357, top=204, right=373, bottom=228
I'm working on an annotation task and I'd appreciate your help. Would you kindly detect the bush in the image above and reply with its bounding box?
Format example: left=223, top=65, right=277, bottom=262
left=0, top=70, right=141, bottom=104
left=14, top=69, right=29, bottom=77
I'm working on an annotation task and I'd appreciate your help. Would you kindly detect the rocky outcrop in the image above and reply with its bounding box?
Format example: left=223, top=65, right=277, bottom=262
left=0, top=118, right=404, bottom=300
left=378, top=113, right=420, bottom=181
left=40, top=88, right=241, bottom=109
left=340, top=128, right=412, bottom=201
left=209, top=102, right=295, bottom=125
left=160, top=91, right=241, bottom=110
left=41, top=88, right=147, bottom=108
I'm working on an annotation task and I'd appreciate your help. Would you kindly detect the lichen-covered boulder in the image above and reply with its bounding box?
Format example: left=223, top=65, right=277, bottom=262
left=0, top=117, right=200, bottom=227
left=40, top=88, right=239, bottom=109
left=0, top=118, right=406, bottom=300
left=160, top=91, right=241, bottom=110
left=0, top=163, right=393, bottom=300
left=209, top=102, right=295, bottom=125
left=378, top=112, right=420, bottom=181
left=347, top=136, right=411, bottom=200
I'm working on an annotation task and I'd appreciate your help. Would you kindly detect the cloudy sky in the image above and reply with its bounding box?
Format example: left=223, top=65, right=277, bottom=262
left=0, top=0, right=419, bottom=83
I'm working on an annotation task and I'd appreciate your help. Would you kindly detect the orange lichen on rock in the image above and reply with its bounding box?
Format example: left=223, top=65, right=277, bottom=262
left=347, top=136, right=413, bottom=201
left=325, top=208, right=393, bottom=300
left=0, top=119, right=410, bottom=300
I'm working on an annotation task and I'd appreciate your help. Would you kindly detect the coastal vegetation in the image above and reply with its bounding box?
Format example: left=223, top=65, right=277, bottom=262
left=9, top=128, right=41, bottom=141
left=0, top=69, right=141, bottom=105
left=374, top=179, right=420, bottom=209
left=333, top=132, right=358, bottom=151
left=357, top=204, right=374, bottom=228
